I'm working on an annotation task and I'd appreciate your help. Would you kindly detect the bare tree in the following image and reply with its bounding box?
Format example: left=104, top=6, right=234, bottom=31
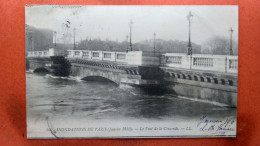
left=202, top=36, right=238, bottom=55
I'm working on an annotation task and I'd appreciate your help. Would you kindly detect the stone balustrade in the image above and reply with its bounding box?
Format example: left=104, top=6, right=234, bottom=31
left=27, top=48, right=55, bottom=57
left=66, top=50, right=163, bottom=66
left=66, top=50, right=141, bottom=65
left=27, top=49, right=238, bottom=74
left=161, top=53, right=238, bottom=74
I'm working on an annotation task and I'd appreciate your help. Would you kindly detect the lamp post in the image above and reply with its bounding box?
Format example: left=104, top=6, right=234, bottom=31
left=153, top=32, right=156, bottom=56
left=129, top=20, right=133, bottom=51
left=187, top=11, right=193, bottom=70
left=126, top=35, right=129, bottom=52
left=187, top=11, right=193, bottom=55
left=53, top=31, right=57, bottom=47
left=73, top=28, right=76, bottom=50
left=26, top=28, right=34, bottom=51
left=230, top=28, right=233, bottom=56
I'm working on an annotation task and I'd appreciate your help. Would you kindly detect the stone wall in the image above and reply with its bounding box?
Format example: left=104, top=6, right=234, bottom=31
left=26, top=57, right=53, bottom=72
left=161, top=67, right=238, bottom=107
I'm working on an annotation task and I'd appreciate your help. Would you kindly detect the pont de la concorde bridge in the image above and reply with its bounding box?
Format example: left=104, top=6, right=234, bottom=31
left=26, top=47, right=238, bottom=107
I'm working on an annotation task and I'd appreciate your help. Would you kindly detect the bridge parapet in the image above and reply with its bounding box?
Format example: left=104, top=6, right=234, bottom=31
left=161, top=53, right=238, bottom=74
left=67, top=50, right=128, bottom=62
left=27, top=48, right=55, bottom=57
left=66, top=50, right=160, bottom=66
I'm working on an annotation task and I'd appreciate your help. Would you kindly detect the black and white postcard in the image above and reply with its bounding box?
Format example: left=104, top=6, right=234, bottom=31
left=26, top=5, right=238, bottom=138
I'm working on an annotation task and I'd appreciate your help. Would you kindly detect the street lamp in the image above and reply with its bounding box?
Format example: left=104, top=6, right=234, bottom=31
left=153, top=32, right=156, bottom=56
left=187, top=11, right=193, bottom=55
left=126, top=35, right=129, bottom=52
left=129, top=20, right=133, bottom=51
left=26, top=27, right=34, bottom=51
left=73, top=28, right=76, bottom=50
left=230, top=28, right=234, bottom=56
left=187, top=11, right=194, bottom=70
left=53, top=31, right=57, bottom=47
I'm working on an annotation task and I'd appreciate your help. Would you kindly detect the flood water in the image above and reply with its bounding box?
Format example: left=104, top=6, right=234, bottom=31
left=26, top=72, right=236, bottom=121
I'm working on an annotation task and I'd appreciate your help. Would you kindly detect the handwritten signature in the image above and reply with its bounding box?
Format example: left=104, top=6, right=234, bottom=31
left=197, top=115, right=235, bottom=135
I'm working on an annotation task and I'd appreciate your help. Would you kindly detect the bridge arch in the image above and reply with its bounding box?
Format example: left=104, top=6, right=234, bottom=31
left=228, top=80, right=233, bottom=86
left=182, top=74, right=186, bottom=79
left=33, top=67, right=51, bottom=74
left=193, top=76, right=198, bottom=81
left=220, top=79, right=226, bottom=85
left=206, top=77, right=211, bottom=83
left=200, top=77, right=204, bottom=82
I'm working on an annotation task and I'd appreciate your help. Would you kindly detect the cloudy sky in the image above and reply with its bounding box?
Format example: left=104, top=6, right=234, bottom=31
left=26, top=5, right=238, bottom=45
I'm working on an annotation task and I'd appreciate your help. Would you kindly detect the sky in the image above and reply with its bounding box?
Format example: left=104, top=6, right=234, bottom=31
left=26, top=5, right=238, bottom=45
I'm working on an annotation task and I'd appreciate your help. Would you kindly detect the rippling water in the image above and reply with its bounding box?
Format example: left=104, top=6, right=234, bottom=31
left=26, top=72, right=236, bottom=121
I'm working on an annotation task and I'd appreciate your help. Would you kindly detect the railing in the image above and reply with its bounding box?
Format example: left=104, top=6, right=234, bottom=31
left=82, top=51, right=90, bottom=58
left=193, top=58, right=213, bottom=67
left=227, top=56, right=238, bottom=73
left=27, top=48, right=55, bottom=57
left=66, top=50, right=128, bottom=63
left=28, top=49, right=238, bottom=74
left=115, top=52, right=127, bottom=62
left=166, top=56, right=182, bottom=64
left=161, top=53, right=190, bottom=69
left=161, top=53, right=238, bottom=74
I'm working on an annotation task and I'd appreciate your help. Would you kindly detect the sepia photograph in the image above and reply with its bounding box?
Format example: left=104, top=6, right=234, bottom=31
left=25, top=5, right=238, bottom=138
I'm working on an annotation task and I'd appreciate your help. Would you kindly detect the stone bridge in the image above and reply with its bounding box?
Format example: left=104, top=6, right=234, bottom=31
left=68, top=58, right=165, bottom=86
left=26, top=49, right=238, bottom=107
left=26, top=56, right=71, bottom=76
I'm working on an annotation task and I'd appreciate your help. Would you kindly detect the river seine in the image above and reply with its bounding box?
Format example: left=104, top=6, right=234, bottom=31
left=26, top=72, right=237, bottom=138
left=26, top=72, right=236, bottom=120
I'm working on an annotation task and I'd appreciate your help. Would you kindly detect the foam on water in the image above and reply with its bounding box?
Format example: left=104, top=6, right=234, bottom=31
left=44, top=74, right=83, bottom=82
left=26, top=69, right=34, bottom=73
left=177, top=95, right=229, bottom=107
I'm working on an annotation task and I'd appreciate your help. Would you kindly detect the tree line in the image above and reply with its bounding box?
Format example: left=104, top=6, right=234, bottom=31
left=26, top=25, right=238, bottom=55
left=76, top=36, right=238, bottom=55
